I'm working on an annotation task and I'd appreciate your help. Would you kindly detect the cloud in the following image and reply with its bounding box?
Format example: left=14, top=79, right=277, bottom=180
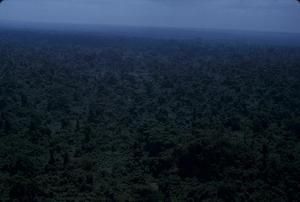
left=0, top=0, right=300, bottom=33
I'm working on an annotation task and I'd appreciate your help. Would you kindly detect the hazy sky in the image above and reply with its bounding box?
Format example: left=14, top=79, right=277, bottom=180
left=0, top=0, right=300, bottom=33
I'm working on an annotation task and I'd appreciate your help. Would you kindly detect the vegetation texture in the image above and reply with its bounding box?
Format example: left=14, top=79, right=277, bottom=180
left=0, top=30, right=300, bottom=201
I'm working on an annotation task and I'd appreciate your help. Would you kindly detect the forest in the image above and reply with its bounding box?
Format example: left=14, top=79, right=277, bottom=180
left=0, top=28, right=300, bottom=201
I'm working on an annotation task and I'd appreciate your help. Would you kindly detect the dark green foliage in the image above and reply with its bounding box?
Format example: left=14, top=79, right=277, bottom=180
left=0, top=29, right=300, bottom=201
left=9, top=177, right=44, bottom=202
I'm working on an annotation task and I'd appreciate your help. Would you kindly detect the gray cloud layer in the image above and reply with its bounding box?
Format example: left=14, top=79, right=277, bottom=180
left=0, top=0, right=300, bottom=33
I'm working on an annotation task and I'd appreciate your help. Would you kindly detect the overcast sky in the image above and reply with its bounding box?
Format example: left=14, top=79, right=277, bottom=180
left=0, top=0, right=300, bottom=33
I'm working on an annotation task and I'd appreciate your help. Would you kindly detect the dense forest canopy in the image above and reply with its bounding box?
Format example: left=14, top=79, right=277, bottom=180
left=0, top=28, right=300, bottom=201
left=0, top=0, right=300, bottom=201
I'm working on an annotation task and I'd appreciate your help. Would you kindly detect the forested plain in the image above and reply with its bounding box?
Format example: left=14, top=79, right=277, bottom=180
left=0, top=29, right=300, bottom=201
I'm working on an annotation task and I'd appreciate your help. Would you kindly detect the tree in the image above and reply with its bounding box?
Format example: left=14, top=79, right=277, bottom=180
left=63, top=151, right=70, bottom=168
left=3, top=118, right=12, bottom=134
left=9, top=177, right=44, bottom=202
